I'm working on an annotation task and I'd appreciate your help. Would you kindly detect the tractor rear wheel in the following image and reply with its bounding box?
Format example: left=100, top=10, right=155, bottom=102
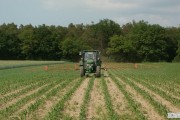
left=96, top=66, right=101, bottom=77
left=80, top=66, right=85, bottom=77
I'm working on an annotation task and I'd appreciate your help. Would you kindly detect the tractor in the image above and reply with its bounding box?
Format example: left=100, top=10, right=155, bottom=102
left=79, top=50, right=101, bottom=77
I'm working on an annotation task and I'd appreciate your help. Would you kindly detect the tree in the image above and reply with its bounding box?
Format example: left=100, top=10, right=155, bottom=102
left=174, top=27, right=180, bottom=61
left=0, top=23, right=21, bottom=59
left=94, top=19, right=121, bottom=54
left=18, top=24, right=36, bottom=59
left=61, top=38, right=91, bottom=61
left=107, top=35, right=139, bottom=62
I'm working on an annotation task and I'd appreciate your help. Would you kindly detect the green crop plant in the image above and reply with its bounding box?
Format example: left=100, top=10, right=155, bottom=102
left=19, top=78, right=79, bottom=119
left=109, top=71, right=147, bottom=120
left=113, top=69, right=180, bottom=108
left=0, top=78, right=63, bottom=119
left=115, top=73, right=168, bottom=119
left=100, top=77, right=119, bottom=120
left=79, top=77, right=94, bottom=120
left=45, top=77, right=85, bottom=120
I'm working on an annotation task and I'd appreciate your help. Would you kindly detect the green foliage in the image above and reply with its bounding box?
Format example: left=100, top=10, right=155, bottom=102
left=107, top=35, right=139, bottom=62
left=109, top=71, right=146, bottom=120
left=101, top=77, right=119, bottom=119
left=61, top=38, right=91, bottom=61
left=79, top=77, right=94, bottom=120
left=173, top=27, right=180, bottom=61
left=0, top=19, right=179, bottom=62
left=47, top=78, right=84, bottom=120
left=107, top=21, right=179, bottom=62
left=110, top=62, right=180, bottom=119
left=0, top=23, right=21, bottom=59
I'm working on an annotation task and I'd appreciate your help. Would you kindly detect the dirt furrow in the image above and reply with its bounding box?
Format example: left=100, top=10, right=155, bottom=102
left=0, top=85, right=31, bottom=99
left=0, top=83, right=50, bottom=110
left=150, top=83, right=180, bottom=100
left=115, top=76, right=164, bottom=120
left=129, top=76, right=180, bottom=100
left=105, top=76, right=133, bottom=117
left=63, top=78, right=90, bottom=118
left=0, top=80, right=44, bottom=101
left=27, top=78, right=80, bottom=120
left=87, top=78, right=107, bottom=119
left=13, top=81, right=62, bottom=116
left=127, top=77, right=180, bottom=113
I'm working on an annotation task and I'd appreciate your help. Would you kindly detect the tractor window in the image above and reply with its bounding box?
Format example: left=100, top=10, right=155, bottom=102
left=84, top=52, right=96, bottom=60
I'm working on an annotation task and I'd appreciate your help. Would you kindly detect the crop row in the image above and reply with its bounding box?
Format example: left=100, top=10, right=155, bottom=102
left=101, top=76, right=119, bottom=119
left=79, top=77, right=94, bottom=119
left=112, top=71, right=168, bottom=118
left=109, top=71, right=146, bottom=120
left=112, top=69, right=180, bottom=107
left=0, top=78, right=61, bottom=119
left=46, top=77, right=85, bottom=120
left=19, top=77, right=79, bottom=120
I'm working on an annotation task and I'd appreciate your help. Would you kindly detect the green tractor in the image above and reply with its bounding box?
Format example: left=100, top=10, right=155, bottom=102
left=79, top=50, right=101, bottom=77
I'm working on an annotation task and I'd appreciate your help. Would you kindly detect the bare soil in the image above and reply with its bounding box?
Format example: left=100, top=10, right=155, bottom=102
left=0, top=82, right=50, bottom=110
left=105, top=75, right=133, bottom=117
left=115, top=76, right=164, bottom=120
left=140, top=80, right=180, bottom=100
left=87, top=78, right=107, bottom=119
left=13, top=81, right=62, bottom=116
left=130, top=77, right=180, bottom=113
left=34, top=78, right=80, bottom=119
left=0, top=85, right=31, bottom=99
left=63, top=78, right=89, bottom=119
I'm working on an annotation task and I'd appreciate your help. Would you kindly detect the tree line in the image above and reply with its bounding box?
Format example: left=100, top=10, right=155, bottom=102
left=0, top=19, right=180, bottom=62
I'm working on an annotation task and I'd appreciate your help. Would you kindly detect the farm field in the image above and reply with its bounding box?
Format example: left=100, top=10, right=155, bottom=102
left=0, top=61, right=180, bottom=120
left=0, top=60, right=65, bottom=70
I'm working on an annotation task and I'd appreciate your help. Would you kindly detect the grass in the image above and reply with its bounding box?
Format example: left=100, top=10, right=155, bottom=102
left=0, top=60, right=65, bottom=70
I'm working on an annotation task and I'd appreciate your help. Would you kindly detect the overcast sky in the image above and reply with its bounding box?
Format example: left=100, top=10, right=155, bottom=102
left=0, top=0, right=180, bottom=27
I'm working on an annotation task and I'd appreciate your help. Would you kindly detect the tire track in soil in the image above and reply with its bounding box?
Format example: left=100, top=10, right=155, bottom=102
left=87, top=78, right=107, bottom=119
left=63, top=78, right=90, bottom=119
left=104, top=74, right=133, bottom=117
left=0, top=82, right=50, bottom=110
left=115, top=76, right=164, bottom=120
left=126, top=76, right=180, bottom=113
left=27, top=78, right=80, bottom=120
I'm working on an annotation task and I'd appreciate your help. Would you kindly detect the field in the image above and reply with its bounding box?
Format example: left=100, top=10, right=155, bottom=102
left=0, top=61, right=180, bottom=120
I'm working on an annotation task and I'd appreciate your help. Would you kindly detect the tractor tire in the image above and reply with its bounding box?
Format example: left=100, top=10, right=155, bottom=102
left=80, top=66, right=85, bottom=77
left=96, top=66, right=101, bottom=77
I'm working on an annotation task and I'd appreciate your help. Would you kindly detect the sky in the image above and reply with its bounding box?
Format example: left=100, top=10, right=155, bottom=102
left=0, top=0, right=180, bottom=27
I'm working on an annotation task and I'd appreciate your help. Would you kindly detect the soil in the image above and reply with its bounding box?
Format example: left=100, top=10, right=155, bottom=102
left=105, top=74, right=133, bottom=117
left=63, top=78, right=89, bottom=118
left=87, top=78, right=107, bottom=119
left=0, top=83, right=50, bottom=110
left=130, top=78, right=180, bottom=113
left=115, top=76, right=164, bottom=120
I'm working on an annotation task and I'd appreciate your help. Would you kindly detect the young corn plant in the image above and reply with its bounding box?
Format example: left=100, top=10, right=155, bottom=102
left=79, top=77, right=94, bottom=120
left=45, top=77, right=85, bottom=120
left=109, top=71, right=146, bottom=120
left=100, top=77, right=119, bottom=120
left=19, top=78, right=79, bottom=119
left=112, top=71, right=168, bottom=119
